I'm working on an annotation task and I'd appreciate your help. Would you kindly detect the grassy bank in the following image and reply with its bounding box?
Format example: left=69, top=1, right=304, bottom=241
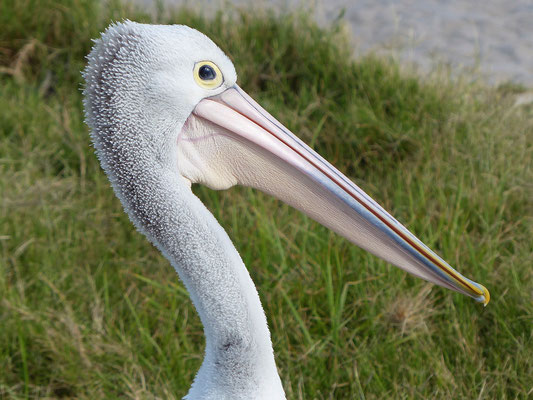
left=1, top=0, right=532, bottom=398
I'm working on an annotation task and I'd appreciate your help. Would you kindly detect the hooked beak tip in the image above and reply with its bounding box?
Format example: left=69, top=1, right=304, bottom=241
left=480, top=284, right=490, bottom=306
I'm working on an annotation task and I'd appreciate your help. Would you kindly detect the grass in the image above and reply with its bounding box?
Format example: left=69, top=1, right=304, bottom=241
left=1, top=0, right=532, bottom=398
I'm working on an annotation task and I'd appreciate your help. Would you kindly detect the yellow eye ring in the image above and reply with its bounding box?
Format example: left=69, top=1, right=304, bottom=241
left=193, top=61, right=223, bottom=89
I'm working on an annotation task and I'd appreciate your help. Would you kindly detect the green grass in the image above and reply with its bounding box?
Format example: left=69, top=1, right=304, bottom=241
left=1, top=0, right=532, bottom=398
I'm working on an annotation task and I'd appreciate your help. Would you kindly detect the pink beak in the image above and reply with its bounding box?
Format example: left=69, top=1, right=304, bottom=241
left=179, top=85, right=489, bottom=305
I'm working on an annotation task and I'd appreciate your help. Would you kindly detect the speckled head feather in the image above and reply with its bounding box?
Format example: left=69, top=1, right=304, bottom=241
left=83, top=21, right=236, bottom=183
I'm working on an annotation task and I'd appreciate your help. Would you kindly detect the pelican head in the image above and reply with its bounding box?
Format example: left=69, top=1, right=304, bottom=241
left=83, top=21, right=488, bottom=399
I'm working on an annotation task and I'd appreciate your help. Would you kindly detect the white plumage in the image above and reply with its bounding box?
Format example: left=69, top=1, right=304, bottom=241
left=83, top=21, right=488, bottom=399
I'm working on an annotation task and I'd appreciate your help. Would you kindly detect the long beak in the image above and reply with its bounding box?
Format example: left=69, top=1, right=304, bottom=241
left=183, top=85, right=489, bottom=305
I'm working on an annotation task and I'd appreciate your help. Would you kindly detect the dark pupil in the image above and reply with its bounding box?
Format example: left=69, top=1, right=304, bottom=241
left=199, top=65, right=216, bottom=80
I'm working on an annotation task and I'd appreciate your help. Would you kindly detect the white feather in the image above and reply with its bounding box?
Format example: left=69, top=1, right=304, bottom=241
left=83, top=21, right=286, bottom=400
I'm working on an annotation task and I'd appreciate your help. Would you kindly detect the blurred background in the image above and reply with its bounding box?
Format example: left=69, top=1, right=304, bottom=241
left=1, top=0, right=532, bottom=399
left=148, top=0, right=533, bottom=85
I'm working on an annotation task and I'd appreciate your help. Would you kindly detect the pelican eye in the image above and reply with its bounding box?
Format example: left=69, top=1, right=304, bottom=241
left=199, top=65, right=216, bottom=80
left=194, top=61, right=223, bottom=89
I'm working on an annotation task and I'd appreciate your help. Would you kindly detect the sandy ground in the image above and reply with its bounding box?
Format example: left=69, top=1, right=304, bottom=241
left=134, top=0, right=533, bottom=86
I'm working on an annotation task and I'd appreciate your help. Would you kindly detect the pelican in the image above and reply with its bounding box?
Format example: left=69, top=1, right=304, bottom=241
left=83, top=21, right=489, bottom=400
